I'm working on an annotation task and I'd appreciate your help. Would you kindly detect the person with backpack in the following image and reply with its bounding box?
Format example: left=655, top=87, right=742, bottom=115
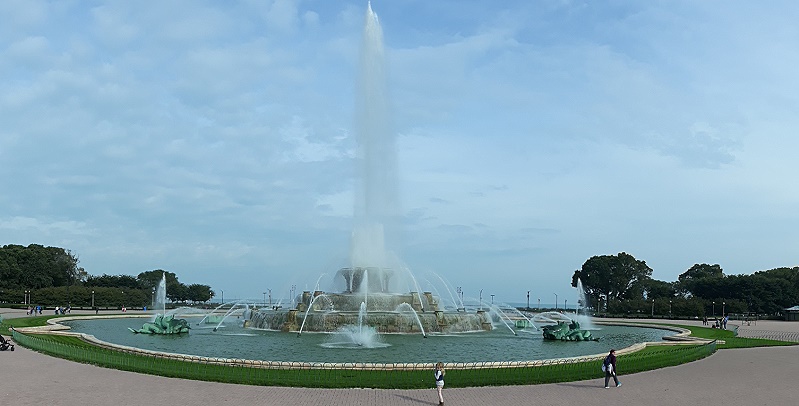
left=434, top=362, right=445, bottom=405
left=603, top=349, right=621, bottom=388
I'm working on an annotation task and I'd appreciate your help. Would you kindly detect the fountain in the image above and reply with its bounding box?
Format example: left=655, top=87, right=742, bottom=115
left=534, top=311, right=599, bottom=341
left=60, top=3, right=680, bottom=367
left=572, top=278, right=597, bottom=330
left=249, top=2, right=489, bottom=334
left=129, top=272, right=191, bottom=335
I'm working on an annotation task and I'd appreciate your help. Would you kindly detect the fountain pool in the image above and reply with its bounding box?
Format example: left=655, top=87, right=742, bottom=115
left=63, top=317, right=673, bottom=363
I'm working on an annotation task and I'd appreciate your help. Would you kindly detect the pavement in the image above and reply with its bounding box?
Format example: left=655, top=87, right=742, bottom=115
left=2, top=308, right=798, bottom=406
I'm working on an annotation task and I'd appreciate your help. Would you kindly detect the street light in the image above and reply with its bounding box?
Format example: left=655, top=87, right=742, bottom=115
left=651, top=298, right=655, bottom=317
left=722, top=301, right=726, bottom=316
left=490, top=294, right=495, bottom=305
left=564, top=299, right=568, bottom=312
left=527, top=291, right=530, bottom=311
left=712, top=301, right=715, bottom=317
left=669, top=300, right=673, bottom=317
left=479, top=289, right=483, bottom=310
left=91, top=290, right=95, bottom=308
left=554, top=293, right=558, bottom=310
left=268, top=289, right=272, bottom=307
left=537, top=297, right=540, bottom=310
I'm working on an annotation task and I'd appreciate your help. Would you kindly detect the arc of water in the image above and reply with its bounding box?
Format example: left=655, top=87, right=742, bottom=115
left=313, top=273, right=327, bottom=293
left=496, top=301, right=538, bottom=331
left=486, top=303, right=517, bottom=336
left=297, top=293, right=333, bottom=336
left=197, top=301, right=239, bottom=325
left=212, top=300, right=254, bottom=331
left=395, top=302, right=426, bottom=337
left=432, top=273, right=461, bottom=309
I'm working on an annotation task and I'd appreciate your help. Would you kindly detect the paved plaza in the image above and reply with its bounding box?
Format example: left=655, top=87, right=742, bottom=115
left=2, top=309, right=797, bottom=406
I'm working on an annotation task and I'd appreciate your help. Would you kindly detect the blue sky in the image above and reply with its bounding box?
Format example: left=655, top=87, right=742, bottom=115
left=2, top=0, right=797, bottom=306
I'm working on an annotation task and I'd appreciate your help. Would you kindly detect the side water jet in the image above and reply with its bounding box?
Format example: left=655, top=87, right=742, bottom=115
left=297, top=293, right=334, bottom=336
left=395, top=302, right=426, bottom=337
left=432, top=273, right=461, bottom=310
left=486, top=303, right=517, bottom=336
left=574, top=278, right=597, bottom=330
left=130, top=272, right=190, bottom=335
left=213, top=301, right=252, bottom=332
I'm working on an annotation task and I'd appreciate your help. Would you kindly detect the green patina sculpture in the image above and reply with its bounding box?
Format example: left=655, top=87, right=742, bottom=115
left=541, top=320, right=598, bottom=341
left=129, top=314, right=190, bottom=335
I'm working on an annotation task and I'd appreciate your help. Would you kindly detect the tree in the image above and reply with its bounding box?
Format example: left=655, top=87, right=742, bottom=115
left=677, top=264, right=724, bottom=296
left=186, top=284, right=214, bottom=303
left=86, top=274, right=140, bottom=289
left=572, top=252, right=653, bottom=311
left=643, top=278, right=677, bottom=299
left=136, top=270, right=178, bottom=291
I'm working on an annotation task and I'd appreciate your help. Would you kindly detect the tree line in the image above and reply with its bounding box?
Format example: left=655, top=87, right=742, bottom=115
left=571, top=252, right=799, bottom=317
left=0, top=244, right=214, bottom=308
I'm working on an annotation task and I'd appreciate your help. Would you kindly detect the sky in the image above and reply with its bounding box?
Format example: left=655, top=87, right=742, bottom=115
left=2, top=0, right=798, bottom=307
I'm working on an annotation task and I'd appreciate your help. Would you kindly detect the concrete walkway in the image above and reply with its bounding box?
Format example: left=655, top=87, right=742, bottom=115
left=2, top=310, right=797, bottom=406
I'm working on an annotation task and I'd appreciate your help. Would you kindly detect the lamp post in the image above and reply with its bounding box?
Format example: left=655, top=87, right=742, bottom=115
left=722, top=301, right=726, bottom=316
left=91, top=290, right=95, bottom=308
left=712, top=301, right=715, bottom=317
left=221, top=290, right=224, bottom=304
left=24, top=290, right=28, bottom=305
left=268, top=289, right=272, bottom=308
left=527, top=291, right=530, bottom=311
left=490, top=294, right=495, bottom=305
left=651, top=298, right=655, bottom=317
left=565, top=299, right=568, bottom=312
left=554, top=293, right=558, bottom=310
left=537, top=298, right=540, bottom=310
left=669, top=300, right=673, bottom=318
left=479, top=289, right=483, bottom=310
left=456, top=286, right=462, bottom=305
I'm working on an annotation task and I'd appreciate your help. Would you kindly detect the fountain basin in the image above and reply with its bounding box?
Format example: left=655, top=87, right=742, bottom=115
left=62, top=316, right=675, bottom=363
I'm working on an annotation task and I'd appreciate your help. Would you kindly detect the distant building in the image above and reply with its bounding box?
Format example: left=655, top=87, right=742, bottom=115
left=784, top=306, right=799, bottom=321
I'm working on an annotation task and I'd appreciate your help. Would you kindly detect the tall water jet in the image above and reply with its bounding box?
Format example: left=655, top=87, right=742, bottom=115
left=248, top=3, right=491, bottom=334
left=351, top=1, right=399, bottom=278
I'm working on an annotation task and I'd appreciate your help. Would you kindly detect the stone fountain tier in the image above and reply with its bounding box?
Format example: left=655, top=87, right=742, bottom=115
left=297, top=291, right=436, bottom=313
left=249, top=307, right=491, bottom=334
left=248, top=291, right=492, bottom=333
left=337, top=267, right=394, bottom=293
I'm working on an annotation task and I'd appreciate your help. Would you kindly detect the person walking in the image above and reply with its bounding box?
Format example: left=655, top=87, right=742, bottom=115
left=603, top=349, right=621, bottom=389
left=434, top=362, right=445, bottom=405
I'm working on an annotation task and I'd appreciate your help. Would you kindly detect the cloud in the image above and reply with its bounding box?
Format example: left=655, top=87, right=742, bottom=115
left=1, top=0, right=798, bottom=303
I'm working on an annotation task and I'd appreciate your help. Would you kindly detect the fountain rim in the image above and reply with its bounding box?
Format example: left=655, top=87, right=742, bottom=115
left=29, top=315, right=698, bottom=370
